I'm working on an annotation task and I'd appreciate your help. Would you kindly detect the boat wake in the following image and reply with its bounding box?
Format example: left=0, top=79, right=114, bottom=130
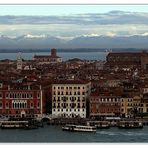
left=96, top=131, right=118, bottom=136
left=96, top=130, right=148, bottom=136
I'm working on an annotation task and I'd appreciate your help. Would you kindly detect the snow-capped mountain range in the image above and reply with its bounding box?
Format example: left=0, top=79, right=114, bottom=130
left=0, top=34, right=148, bottom=49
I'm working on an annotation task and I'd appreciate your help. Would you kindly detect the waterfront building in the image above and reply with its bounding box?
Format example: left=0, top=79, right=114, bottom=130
left=33, top=48, right=62, bottom=64
left=121, top=97, right=134, bottom=118
left=90, top=90, right=121, bottom=118
left=52, top=80, right=91, bottom=118
left=0, top=82, right=45, bottom=118
left=121, top=94, right=148, bottom=118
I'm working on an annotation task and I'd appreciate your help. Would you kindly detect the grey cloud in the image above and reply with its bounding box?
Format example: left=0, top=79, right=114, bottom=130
left=1, top=11, right=148, bottom=25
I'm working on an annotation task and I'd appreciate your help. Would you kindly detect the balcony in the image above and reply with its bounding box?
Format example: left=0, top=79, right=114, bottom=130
left=57, top=98, right=60, bottom=102
left=62, top=97, right=67, bottom=102
left=57, top=105, right=60, bottom=108
left=52, top=105, right=56, bottom=108
left=71, top=97, right=76, bottom=102
left=77, top=105, right=80, bottom=108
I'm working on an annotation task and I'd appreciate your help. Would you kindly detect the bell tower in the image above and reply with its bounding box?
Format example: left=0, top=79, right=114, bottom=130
left=17, top=52, right=23, bottom=70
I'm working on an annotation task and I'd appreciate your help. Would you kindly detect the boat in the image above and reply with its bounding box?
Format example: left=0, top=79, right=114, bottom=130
left=62, top=124, right=96, bottom=132
left=87, top=121, right=110, bottom=129
left=118, top=121, right=143, bottom=129
left=23, top=124, right=38, bottom=130
left=0, top=121, right=28, bottom=129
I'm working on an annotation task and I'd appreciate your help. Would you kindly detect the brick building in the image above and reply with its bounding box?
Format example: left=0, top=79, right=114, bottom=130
left=33, top=48, right=62, bottom=64
left=0, top=82, right=45, bottom=118
left=90, top=90, right=121, bottom=118
left=105, top=50, right=148, bottom=70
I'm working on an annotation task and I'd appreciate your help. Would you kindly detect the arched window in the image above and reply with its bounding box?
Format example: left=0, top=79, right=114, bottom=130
left=22, top=103, right=24, bottom=108
left=14, top=103, right=16, bottom=108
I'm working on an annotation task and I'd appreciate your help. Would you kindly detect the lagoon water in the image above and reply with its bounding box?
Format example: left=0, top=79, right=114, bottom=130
left=0, top=51, right=107, bottom=61
left=0, top=125, right=148, bottom=143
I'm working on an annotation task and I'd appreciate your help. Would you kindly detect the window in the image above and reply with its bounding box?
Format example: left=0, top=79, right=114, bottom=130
left=82, top=103, right=85, bottom=108
left=22, top=94, right=24, bottom=98
left=30, top=102, right=33, bottom=108
left=0, top=102, right=2, bottom=108
left=5, top=102, right=9, bottom=108
left=78, top=97, right=80, bottom=101
left=82, top=97, right=85, bottom=101
left=37, top=102, right=40, bottom=108
left=12, top=103, right=14, bottom=109
left=6, top=93, right=8, bottom=99
left=22, top=103, right=24, bottom=108
left=0, top=93, right=2, bottom=98
left=30, top=93, right=33, bottom=98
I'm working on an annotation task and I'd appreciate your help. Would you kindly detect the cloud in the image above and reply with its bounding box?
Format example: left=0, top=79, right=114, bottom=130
left=1, top=11, right=148, bottom=25
left=141, top=32, right=148, bottom=36
left=1, top=11, right=148, bottom=38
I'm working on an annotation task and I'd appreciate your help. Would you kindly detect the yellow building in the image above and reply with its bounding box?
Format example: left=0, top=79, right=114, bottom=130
left=121, top=94, right=148, bottom=118
left=121, top=97, right=133, bottom=117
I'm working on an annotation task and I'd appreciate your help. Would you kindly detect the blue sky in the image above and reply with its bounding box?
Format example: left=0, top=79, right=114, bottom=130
left=0, top=5, right=148, bottom=16
left=1, top=5, right=148, bottom=38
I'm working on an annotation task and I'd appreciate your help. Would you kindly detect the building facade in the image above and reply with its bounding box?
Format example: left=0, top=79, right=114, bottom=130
left=105, top=51, right=148, bottom=70
left=90, top=93, right=121, bottom=118
left=52, top=80, right=91, bottom=118
left=33, top=48, right=62, bottom=64
left=0, top=82, right=44, bottom=118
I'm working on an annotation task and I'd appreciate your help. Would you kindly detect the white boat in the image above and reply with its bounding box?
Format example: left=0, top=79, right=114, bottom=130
left=0, top=121, right=28, bottom=129
left=62, top=124, right=96, bottom=132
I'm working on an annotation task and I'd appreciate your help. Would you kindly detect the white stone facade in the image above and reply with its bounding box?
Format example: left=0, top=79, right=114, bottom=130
left=52, top=82, right=91, bottom=118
